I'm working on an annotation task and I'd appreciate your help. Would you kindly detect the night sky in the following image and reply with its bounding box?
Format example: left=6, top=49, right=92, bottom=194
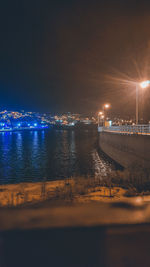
left=1, top=0, right=150, bottom=118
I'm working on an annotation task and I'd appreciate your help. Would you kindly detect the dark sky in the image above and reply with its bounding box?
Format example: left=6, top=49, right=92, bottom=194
left=1, top=0, right=150, bottom=117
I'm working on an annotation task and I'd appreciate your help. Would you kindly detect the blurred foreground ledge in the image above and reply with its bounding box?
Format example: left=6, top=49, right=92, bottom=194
left=1, top=201, right=150, bottom=267
left=0, top=197, right=150, bottom=231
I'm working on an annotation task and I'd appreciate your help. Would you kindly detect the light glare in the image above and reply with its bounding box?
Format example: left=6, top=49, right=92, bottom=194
left=140, top=80, right=150, bottom=88
left=104, top=104, right=110, bottom=108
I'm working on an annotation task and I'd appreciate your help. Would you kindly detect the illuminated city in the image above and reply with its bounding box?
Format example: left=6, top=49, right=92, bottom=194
left=0, top=110, right=96, bottom=130
left=0, top=109, right=140, bottom=132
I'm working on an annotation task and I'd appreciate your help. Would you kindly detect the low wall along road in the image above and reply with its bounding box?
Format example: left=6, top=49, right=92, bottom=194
left=99, top=125, right=150, bottom=168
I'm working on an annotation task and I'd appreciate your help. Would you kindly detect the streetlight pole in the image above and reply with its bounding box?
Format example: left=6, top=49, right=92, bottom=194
left=98, top=104, right=110, bottom=131
left=102, top=106, right=105, bottom=126
left=98, top=111, right=103, bottom=130
left=102, top=104, right=110, bottom=126
left=98, top=113, right=100, bottom=128
left=136, top=84, right=139, bottom=125
left=135, top=80, right=150, bottom=125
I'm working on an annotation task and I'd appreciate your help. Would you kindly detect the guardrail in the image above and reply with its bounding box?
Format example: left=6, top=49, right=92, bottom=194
left=101, top=125, right=150, bottom=135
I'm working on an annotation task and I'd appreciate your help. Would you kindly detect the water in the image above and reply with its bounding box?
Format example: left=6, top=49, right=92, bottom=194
left=0, top=129, right=113, bottom=184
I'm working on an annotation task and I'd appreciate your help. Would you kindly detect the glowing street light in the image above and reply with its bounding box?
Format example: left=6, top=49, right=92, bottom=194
left=136, top=80, right=150, bottom=124
left=98, top=111, right=103, bottom=129
left=102, top=103, right=110, bottom=126
left=104, top=104, right=110, bottom=109
left=140, top=80, right=150, bottom=89
left=98, top=104, right=111, bottom=131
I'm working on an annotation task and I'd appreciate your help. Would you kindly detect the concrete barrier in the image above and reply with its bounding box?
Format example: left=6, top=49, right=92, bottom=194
left=99, top=131, right=150, bottom=168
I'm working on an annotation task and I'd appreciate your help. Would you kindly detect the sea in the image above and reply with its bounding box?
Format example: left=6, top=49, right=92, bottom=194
left=0, top=128, right=114, bottom=184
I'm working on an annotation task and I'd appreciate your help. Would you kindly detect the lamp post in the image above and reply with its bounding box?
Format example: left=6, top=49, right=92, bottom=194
left=98, top=111, right=103, bottom=129
left=102, top=103, right=110, bottom=126
left=98, top=104, right=110, bottom=132
left=136, top=80, right=150, bottom=125
left=136, top=83, right=138, bottom=125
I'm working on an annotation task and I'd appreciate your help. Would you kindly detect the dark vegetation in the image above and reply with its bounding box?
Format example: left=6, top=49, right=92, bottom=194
left=2, top=164, right=150, bottom=208
left=53, top=164, right=150, bottom=201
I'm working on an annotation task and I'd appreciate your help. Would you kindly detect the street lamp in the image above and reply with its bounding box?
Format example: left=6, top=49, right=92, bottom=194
left=103, top=104, right=110, bottom=109
left=98, top=111, right=103, bottom=128
left=136, top=80, right=150, bottom=124
left=103, top=103, right=110, bottom=126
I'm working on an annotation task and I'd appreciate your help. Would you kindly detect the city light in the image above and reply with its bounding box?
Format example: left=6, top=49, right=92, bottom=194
left=0, top=110, right=99, bottom=131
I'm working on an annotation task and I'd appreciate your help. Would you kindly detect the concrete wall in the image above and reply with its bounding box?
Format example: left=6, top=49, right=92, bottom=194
left=99, top=132, right=150, bottom=168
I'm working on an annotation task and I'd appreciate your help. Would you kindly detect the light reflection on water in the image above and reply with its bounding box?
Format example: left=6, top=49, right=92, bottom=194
left=0, top=129, right=112, bottom=184
left=91, top=149, right=112, bottom=177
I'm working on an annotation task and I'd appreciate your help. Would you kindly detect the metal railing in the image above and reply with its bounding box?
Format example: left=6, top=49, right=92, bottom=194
left=101, top=125, right=150, bottom=135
